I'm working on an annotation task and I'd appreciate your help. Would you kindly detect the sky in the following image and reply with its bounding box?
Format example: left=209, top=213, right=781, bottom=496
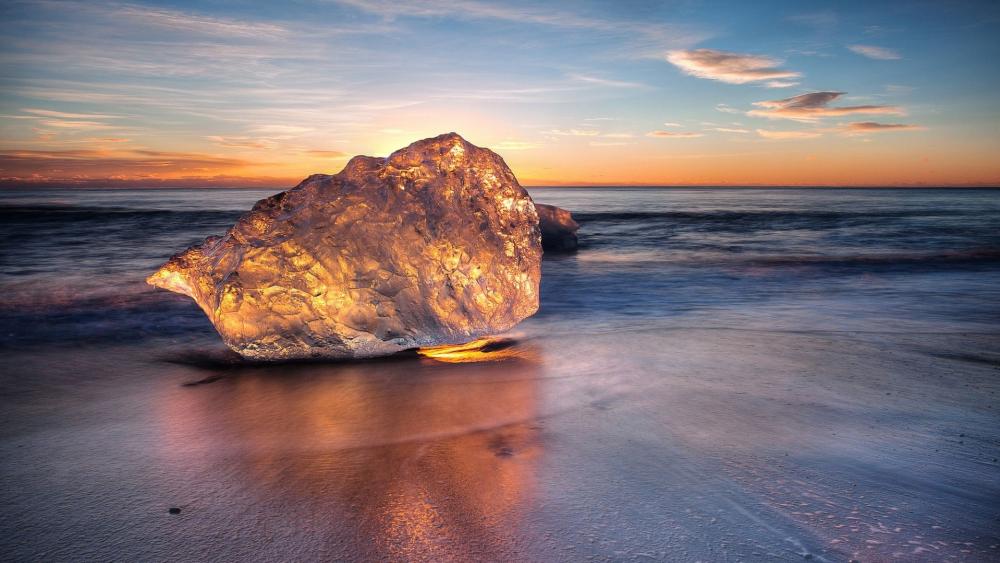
left=1, top=0, right=999, bottom=187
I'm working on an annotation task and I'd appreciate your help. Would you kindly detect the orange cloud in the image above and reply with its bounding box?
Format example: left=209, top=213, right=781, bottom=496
left=647, top=130, right=703, bottom=138
left=840, top=121, right=924, bottom=134
left=22, top=108, right=121, bottom=119
left=749, top=92, right=904, bottom=121
left=303, top=149, right=350, bottom=157
left=38, top=119, right=116, bottom=129
left=206, top=135, right=277, bottom=149
left=756, top=129, right=822, bottom=139
left=545, top=129, right=600, bottom=137
left=491, top=141, right=540, bottom=151
left=0, top=148, right=292, bottom=187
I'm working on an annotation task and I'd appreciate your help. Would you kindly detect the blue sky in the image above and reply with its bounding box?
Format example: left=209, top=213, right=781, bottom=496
left=1, top=0, right=998, bottom=186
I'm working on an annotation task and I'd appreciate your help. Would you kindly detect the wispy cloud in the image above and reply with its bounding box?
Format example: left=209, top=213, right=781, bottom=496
left=786, top=11, right=838, bottom=29
left=885, top=84, right=915, bottom=95
left=711, top=127, right=750, bottom=133
left=250, top=124, right=315, bottom=135
left=756, top=129, right=822, bottom=139
left=848, top=44, right=902, bottom=60
left=335, top=0, right=703, bottom=47
left=113, top=4, right=287, bottom=37
left=748, top=92, right=904, bottom=121
left=431, top=85, right=581, bottom=102
left=569, top=73, right=646, bottom=89
left=666, top=49, right=800, bottom=86
left=715, top=103, right=740, bottom=114
left=840, top=121, right=923, bottom=134
left=662, top=122, right=682, bottom=127
left=647, top=130, right=703, bottom=138
left=493, top=140, right=540, bottom=151
left=545, top=129, right=600, bottom=137
left=206, top=135, right=277, bottom=149
left=22, top=108, right=121, bottom=119
left=303, top=149, right=349, bottom=157
left=332, top=0, right=707, bottom=62
left=37, top=119, right=117, bottom=129
left=337, top=0, right=588, bottom=27
left=11, top=106, right=127, bottom=132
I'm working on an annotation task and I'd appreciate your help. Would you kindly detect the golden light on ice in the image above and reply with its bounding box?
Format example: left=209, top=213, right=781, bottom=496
left=417, top=337, right=522, bottom=363
left=146, top=133, right=543, bottom=361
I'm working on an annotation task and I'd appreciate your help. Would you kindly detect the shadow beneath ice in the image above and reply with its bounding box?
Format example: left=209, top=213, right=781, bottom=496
left=158, top=337, right=525, bottom=385
left=159, top=345, right=419, bottom=370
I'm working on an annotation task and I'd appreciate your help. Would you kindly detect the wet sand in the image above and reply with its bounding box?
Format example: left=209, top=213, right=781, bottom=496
left=2, top=326, right=998, bottom=561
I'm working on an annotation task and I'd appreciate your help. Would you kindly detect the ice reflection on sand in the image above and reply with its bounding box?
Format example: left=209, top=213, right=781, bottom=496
left=156, top=344, right=543, bottom=560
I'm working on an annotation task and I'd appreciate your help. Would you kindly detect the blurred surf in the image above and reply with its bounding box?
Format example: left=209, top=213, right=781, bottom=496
left=2, top=187, right=999, bottom=346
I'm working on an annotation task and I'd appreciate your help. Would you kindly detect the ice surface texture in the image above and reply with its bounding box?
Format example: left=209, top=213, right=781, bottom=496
left=148, top=133, right=542, bottom=360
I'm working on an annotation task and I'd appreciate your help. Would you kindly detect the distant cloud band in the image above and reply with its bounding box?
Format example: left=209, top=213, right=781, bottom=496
left=749, top=92, right=904, bottom=121
left=842, top=121, right=923, bottom=133
left=756, top=129, right=821, bottom=139
left=647, top=130, right=703, bottom=138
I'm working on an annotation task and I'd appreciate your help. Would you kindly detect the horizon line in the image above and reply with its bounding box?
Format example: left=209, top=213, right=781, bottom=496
left=1, top=183, right=999, bottom=190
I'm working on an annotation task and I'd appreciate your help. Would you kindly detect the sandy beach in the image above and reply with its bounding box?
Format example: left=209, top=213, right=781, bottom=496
left=2, top=188, right=998, bottom=561
left=1, top=326, right=998, bottom=561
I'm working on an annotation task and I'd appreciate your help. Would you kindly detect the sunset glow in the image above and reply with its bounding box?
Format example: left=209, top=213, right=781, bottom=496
left=1, top=1, right=998, bottom=187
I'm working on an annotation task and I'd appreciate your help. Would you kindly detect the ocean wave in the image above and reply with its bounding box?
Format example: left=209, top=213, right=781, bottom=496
left=3, top=247, right=996, bottom=317
left=3, top=191, right=998, bottom=347
left=731, top=249, right=1000, bottom=268
left=0, top=204, right=242, bottom=220
left=571, top=209, right=969, bottom=224
left=564, top=247, right=1000, bottom=270
left=2, top=204, right=972, bottom=222
left=0, top=278, right=214, bottom=347
left=0, top=277, right=161, bottom=312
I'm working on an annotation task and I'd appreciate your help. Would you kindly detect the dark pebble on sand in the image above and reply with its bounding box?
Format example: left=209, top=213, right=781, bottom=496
left=169, top=507, right=181, bottom=515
